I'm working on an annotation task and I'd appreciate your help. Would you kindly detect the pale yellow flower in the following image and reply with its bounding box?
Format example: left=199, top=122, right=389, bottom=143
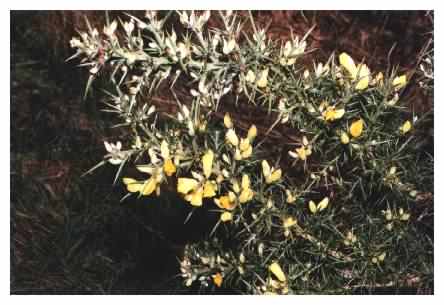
left=392, top=74, right=407, bottom=89
left=322, top=106, right=345, bottom=122
left=225, top=129, right=239, bottom=146
left=224, top=112, right=233, bottom=128
left=268, top=262, right=286, bottom=282
left=340, top=132, right=350, bottom=144
left=247, top=125, right=257, bottom=141
left=400, top=120, right=412, bottom=134
left=339, top=52, right=370, bottom=90
left=350, top=119, right=364, bottom=138
left=220, top=211, right=233, bottom=222
left=202, top=149, right=214, bottom=178
left=262, top=160, right=282, bottom=184
left=308, top=197, right=329, bottom=214
left=177, top=150, right=216, bottom=206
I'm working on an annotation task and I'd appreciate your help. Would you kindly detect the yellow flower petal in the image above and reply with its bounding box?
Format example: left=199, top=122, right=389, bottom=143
left=123, top=178, right=142, bottom=193
left=239, top=138, right=251, bottom=152
left=283, top=216, right=297, bottom=228
left=225, top=129, right=239, bottom=146
left=262, top=160, right=271, bottom=178
left=323, top=107, right=345, bottom=122
left=163, top=158, right=176, bottom=176
left=355, top=64, right=370, bottom=90
left=334, top=108, right=345, bottom=120
left=247, top=125, right=257, bottom=141
left=400, top=120, right=412, bottom=134
left=239, top=188, right=254, bottom=203
left=220, top=211, right=233, bottom=222
left=160, top=140, right=170, bottom=160
left=186, top=186, right=204, bottom=206
left=266, top=169, right=282, bottom=184
left=212, top=273, right=223, bottom=287
left=123, top=177, right=137, bottom=185
left=241, top=145, right=253, bottom=159
left=177, top=178, right=199, bottom=194
left=296, top=147, right=307, bottom=161
left=202, top=149, right=214, bottom=179
left=339, top=52, right=357, bottom=78
left=269, top=262, right=286, bottom=282
left=392, top=75, right=407, bottom=88
left=224, top=113, right=233, bottom=129
left=350, top=119, right=364, bottom=138
left=309, top=200, right=317, bottom=214
left=203, top=180, right=217, bottom=198
left=215, top=195, right=236, bottom=210
left=241, top=174, right=250, bottom=190
left=317, top=197, right=329, bottom=211
left=141, top=177, right=157, bottom=196
left=340, top=132, right=350, bottom=144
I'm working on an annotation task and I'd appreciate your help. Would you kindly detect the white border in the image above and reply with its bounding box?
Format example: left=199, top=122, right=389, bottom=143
left=3, top=0, right=440, bottom=304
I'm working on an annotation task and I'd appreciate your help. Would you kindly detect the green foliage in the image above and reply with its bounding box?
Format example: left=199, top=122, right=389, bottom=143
left=69, top=10, right=433, bottom=294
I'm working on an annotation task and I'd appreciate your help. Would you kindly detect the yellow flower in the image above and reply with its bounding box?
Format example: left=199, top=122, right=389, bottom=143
left=339, top=52, right=357, bottom=77
left=163, top=158, right=176, bottom=176
left=160, top=140, right=170, bottom=160
left=123, top=165, right=163, bottom=196
left=180, top=180, right=216, bottom=207
left=285, top=189, right=296, bottom=204
left=241, top=144, right=253, bottom=159
left=239, top=138, right=250, bottom=152
left=212, top=273, right=223, bottom=287
left=400, top=120, right=412, bottom=134
left=308, top=197, right=329, bottom=214
left=220, top=211, right=233, bottom=222
left=177, top=151, right=216, bottom=207
left=225, top=129, right=239, bottom=146
left=340, top=132, right=350, bottom=144
left=203, top=180, right=217, bottom=197
left=239, top=174, right=254, bottom=203
left=322, top=106, right=345, bottom=122
left=355, top=64, right=370, bottom=90
left=247, top=125, right=257, bottom=141
left=123, top=177, right=157, bottom=196
left=224, top=112, right=233, bottom=129
left=288, top=136, right=312, bottom=161
left=350, top=119, right=364, bottom=138
left=160, top=140, right=176, bottom=176
left=339, top=52, right=370, bottom=90
left=214, top=195, right=236, bottom=210
left=184, top=185, right=205, bottom=206
left=177, top=177, right=199, bottom=194
left=256, top=68, right=269, bottom=88
left=202, top=149, right=214, bottom=178
left=296, top=146, right=310, bottom=161
left=262, top=160, right=282, bottom=184
left=269, top=262, right=286, bottom=282
left=283, top=216, right=297, bottom=228
left=392, top=74, right=407, bottom=89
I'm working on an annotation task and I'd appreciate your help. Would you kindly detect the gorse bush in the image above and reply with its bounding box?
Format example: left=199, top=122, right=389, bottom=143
left=70, top=11, right=433, bottom=294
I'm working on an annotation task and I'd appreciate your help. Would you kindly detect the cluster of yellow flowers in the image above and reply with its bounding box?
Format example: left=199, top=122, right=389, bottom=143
left=224, top=113, right=257, bottom=160
left=122, top=140, right=178, bottom=196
